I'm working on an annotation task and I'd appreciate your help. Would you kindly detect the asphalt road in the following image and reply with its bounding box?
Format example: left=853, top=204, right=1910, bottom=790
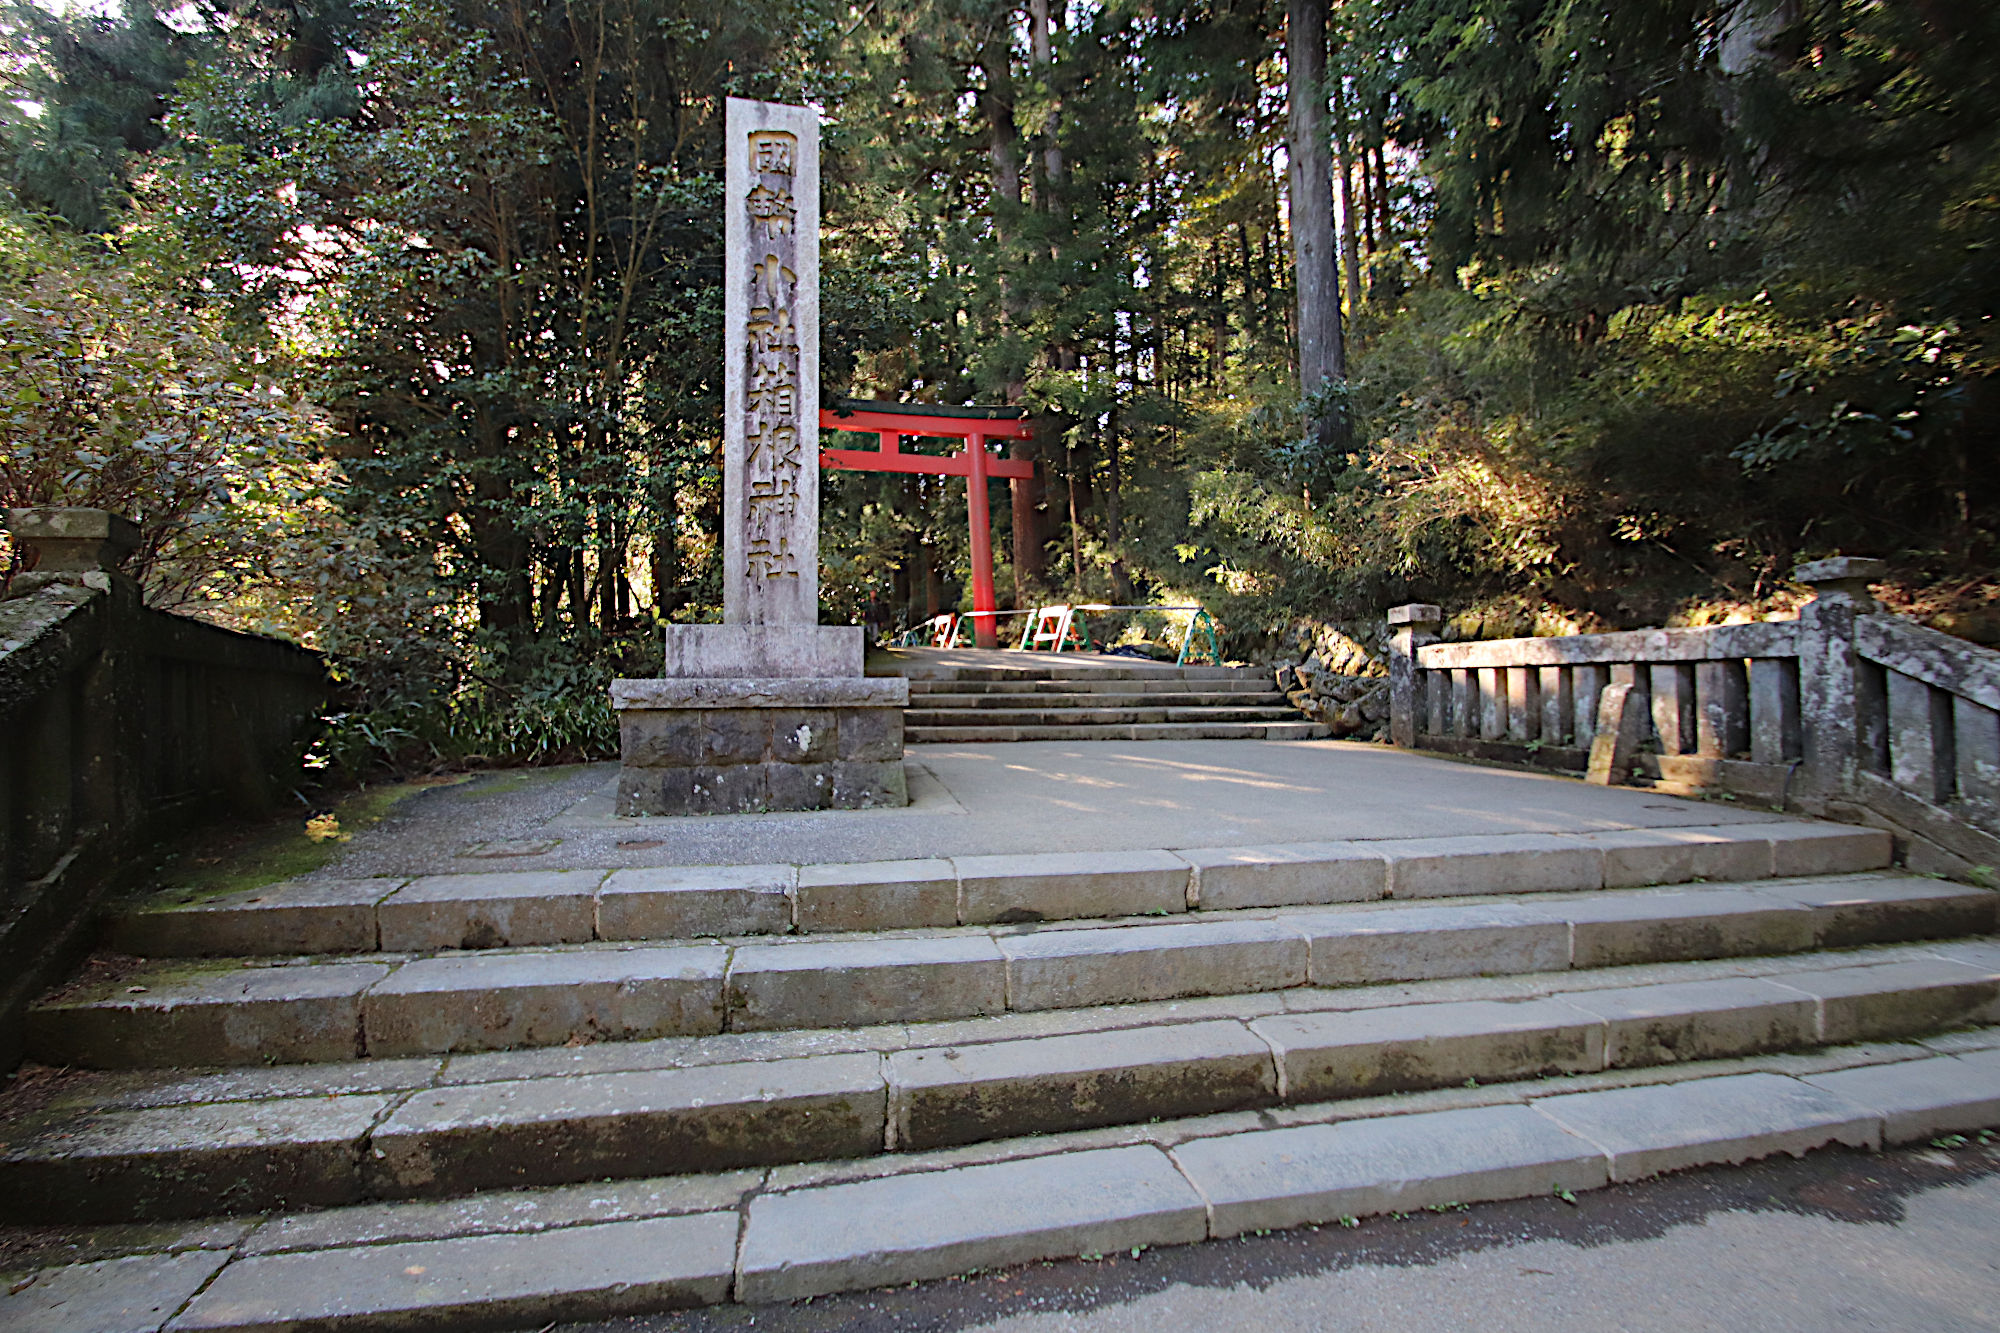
left=552, top=1139, right=2000, bottom=1333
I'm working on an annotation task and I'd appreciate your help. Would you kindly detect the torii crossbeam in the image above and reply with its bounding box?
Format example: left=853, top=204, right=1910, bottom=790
left=818, top=399, right=1036, bottom=648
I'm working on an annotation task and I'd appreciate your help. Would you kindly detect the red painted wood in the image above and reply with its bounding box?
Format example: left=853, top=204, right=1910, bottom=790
left=817, top=407, right=1032, bottom=646
left=966, top=432, right=998, bottom=647
left=820, top=409, right=1034, bottom=440
left=821, top=448, right=1033, bottom=479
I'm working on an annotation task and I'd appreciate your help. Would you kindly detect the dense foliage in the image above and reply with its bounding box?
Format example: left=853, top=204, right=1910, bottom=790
left=3, top=0, right=1994, bottom=767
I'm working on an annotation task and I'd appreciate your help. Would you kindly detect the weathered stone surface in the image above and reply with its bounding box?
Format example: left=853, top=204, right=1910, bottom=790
left=690, top=763, right=768, bottom=813
left=597, top=865, right=795, bottom=939
left=377, top=871, right=602, bottom=952
left=1585, top=681, right=1646, bottom=785
left=954, top=849, right=1191, bottom=924
left=1532, top=1071, right=1879, bottom=1181
left=1560, top=827, right=1770, bottom=889
left=701, top=709, right=769, bottom=764
left=1287, top=901, right=1567, bottom=985
left=888, top=1020, right=1276, bottom=1149
left=1559, top=977, right=1817, bottom=1067
left=74, top=1057, right=441, bottom=1112
left=997, top=919, right=1307, bottom=1011
left=246, top=1171, right=761, bottom=1255
left=1181, top=842, right=1386, bottom=911
left=765, top=760, right=835, bottom=811
left=28, top=962, right=389, bottom=1068
left=1725, top=820, right=1894, bottom=876
left=1252, top=998, right=1603, bottom=1100
left=106, top=879, right=402, bottom=957
left=362, top=947, right=727, bottom=1057
left=366, top=1054, right=884, bottom=1196
left=794, top=859, right=958, bottom=933
left=1803, top=1048, right=2000, bottom=1143
left=1559, top=889, right=1815, bottom=968
left=617, top=767, right=695, bottom=816
left=1380, top=834, right=1601, bottom=899
left=2, top=1250, right=229, bottom=1333
left=736, top=1144, right=1208, bottom=1304
left=721, top=96, right=820, bottom=624
left=767, top=708, right=839, bottom=762
left=611, top=676, right=907, bottom=709
left=1757, top=874, right=1998, bottom=948
left=170, top=1212, right=738, bottom=1330
left=0, top=1094, right=388, bottom=1223
left=836, top=706, right=905, bottom=761
left=1770, top=958, right=2000, bottom=1043
left=829, top=759, right=908, bottom=808
left=1416, top=622, right=1798, bottom=670
left=658, top=624, right=864, bottom=679
left=1172, top=1103, right=1608, bottom=1238
left=620, top=713, right=699, bottom=767
left=726, top=935, right=1005, bottom=1031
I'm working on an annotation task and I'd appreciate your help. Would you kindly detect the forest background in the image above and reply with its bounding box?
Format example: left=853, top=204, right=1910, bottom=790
left=2, top=0, right=1994, bottom=773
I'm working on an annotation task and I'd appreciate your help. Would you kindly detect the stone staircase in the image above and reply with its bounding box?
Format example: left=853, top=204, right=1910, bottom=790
left=898, top=660, right=1327, bottom=742
left=6, top=820, right=2000, bottom=1329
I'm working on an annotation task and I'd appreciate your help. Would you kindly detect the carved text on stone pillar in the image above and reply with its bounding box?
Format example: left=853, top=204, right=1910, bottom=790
left=745, top=130, right=801, bottom=584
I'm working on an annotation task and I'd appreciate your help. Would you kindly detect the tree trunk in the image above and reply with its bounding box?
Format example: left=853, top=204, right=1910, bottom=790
left=1285, top=0, right=1347, bottom=444
left=539, top=548, right=566, bottom=635
left=978, top=26, right=1028, bottom=403
left=1332, top=68, right=1363, bottom=313
left=1103, top=404, right=1132, bottom=604
left=648, top=521, right=680, bottom=619
left=1011, top=438, right=1045, bottom=602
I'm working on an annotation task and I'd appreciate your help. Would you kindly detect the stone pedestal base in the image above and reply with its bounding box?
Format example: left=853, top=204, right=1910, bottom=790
left=611, top=676, right=910, bottom=816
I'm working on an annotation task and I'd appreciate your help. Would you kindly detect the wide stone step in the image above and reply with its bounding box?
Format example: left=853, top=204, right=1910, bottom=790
left=34, top=870, right=1979, bottom=1069
left=908, top=677, right=1281, bottom=696
left=909, top=721, right=1333, bottom=742
left=899, top=664, right=1259, bottom=684
left=905, top=706, right=1304, bottom=728
left=14, top=1042, right=2000, bottom=1329
left=6, top=941, right=1998, bottom=1225
left=908, top=688, right=1291, bottom=707
left=102, top=821, right=1898, bottom=959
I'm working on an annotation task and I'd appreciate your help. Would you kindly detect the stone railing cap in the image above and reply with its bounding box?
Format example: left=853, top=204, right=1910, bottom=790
left=4, top=507, right=142, bottom=547
left=1793, top=556, right=1887, bottom=586
left=1387, top=603, right=1443, bottom=625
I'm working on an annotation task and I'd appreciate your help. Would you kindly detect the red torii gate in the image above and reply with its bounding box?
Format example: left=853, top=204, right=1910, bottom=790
left=818, top=399, right=1035, bottom=649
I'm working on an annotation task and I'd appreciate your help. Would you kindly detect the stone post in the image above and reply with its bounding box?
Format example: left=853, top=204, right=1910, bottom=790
left=1386, top=604, right=1442, bottom=749
left=1585, top=683, right=1646, bottom=785
left=1794, top=556, right=1885, bottom=801
left=4, top=507, right=139, bottom=582
left=612, top=99, right=908, bottom=816
left=724, top=97, right=820, bottom=627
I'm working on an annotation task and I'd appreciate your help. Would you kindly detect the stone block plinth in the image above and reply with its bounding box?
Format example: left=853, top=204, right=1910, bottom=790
left=612, top=676, right=910, bottom=816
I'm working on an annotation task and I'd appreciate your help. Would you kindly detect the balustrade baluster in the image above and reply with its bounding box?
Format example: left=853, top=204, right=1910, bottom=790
left=1573, top=664, right=1608, bottom=748
left=1696, top=659, right=1749, bottom=759
left=1539, top=666, right=1570, bottom=746
left=1507, top=667, right=1539, bottom=742
left=1958, top=700, right=2000, bottom=812
left=1478, top=668, right=1506, bottom=741
left=1648, top=663, right=1695, bottom=756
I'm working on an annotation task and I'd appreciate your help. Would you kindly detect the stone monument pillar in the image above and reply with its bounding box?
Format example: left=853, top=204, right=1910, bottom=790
left=612, top=97, right=909, bottom=815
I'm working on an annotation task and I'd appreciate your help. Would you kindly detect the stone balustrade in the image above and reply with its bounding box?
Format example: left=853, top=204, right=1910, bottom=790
left=1386, top=558, right=2000, bottom=879
left=1, top=508, right=327, bottom=1066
